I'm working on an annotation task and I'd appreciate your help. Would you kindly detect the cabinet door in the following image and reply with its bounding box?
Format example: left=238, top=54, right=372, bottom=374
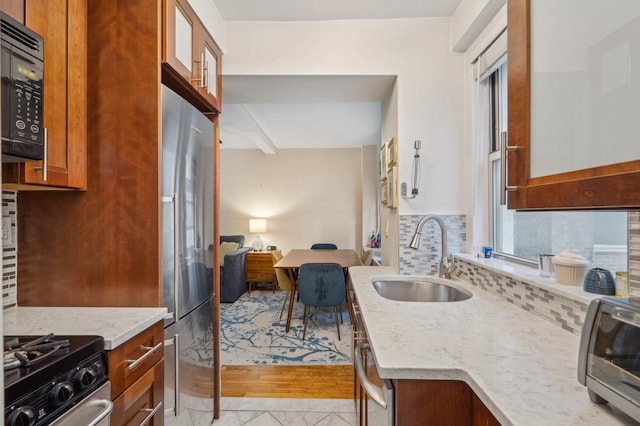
left=112, top=359, right=164, bottom=426
left=506, top=0, right=640, bottom=209
left=197, top=33, right=222, bottom=112
left=16, top=0, right=87, bottom=189
left=1, top=0, right=25, bottom=22
left=163, top=0, right=195, bottom=84
left=108, top=322, right=164, bottom=399
left=472, top=393, right=500, bottom=426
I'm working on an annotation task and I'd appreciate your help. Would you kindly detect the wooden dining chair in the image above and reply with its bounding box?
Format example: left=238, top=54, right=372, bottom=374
left=297, top=262, right=346, bottom=340
left=271, top=250, right=294, bottom=319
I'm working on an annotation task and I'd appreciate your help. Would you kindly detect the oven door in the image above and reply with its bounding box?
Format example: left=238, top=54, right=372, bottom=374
left=49, top=381, right=112, bottom=426
left=355, top=341, right=394, bottom=426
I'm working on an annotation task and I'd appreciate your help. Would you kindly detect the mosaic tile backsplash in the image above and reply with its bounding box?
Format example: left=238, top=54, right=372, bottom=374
left=399, top=212, right=639, bottom=336
left=3, top=191, right=17, bottom=309
left=399, top=214, right=466, bottom=275
left=630, top=212, right=640, bottom=295
left=454, top=257, right=589, bottom=335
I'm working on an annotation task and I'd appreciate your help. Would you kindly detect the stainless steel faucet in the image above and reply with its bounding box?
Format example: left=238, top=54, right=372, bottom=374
left=409, top=214, right=455, bottom=279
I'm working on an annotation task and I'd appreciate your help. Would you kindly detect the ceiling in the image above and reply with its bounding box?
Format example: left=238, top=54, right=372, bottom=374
left=215, top=0, right=462, bottom=152
left=213, top=0, right=462, bottom=21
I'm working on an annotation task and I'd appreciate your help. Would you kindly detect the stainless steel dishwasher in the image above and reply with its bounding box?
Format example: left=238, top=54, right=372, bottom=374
left=352, top=293, right=394, bottom=425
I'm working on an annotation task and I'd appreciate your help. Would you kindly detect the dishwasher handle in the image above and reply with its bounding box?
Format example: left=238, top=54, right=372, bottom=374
left=355, top=341, right=387, bottom=409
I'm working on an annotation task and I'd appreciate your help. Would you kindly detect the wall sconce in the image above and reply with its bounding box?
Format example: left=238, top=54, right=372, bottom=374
left=401, top=140, right=421, bottom=200
left=249, top=218, right=267, bottom=251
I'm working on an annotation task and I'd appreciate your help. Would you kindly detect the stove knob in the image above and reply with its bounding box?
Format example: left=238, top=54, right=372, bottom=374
left=74, top=366, right=98, bottom=389
left=6, top=407, right=35, bottom=426
left=49, top=382, right=75, bottom=406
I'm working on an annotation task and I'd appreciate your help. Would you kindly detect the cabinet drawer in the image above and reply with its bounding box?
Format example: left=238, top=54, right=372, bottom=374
left=108, top=321, right=164, bottom=399
left=246, top=253, right=276, bottom=282
left=247, top=269, right=276, bottom=282
left=112, top=359, right=164, bottom=426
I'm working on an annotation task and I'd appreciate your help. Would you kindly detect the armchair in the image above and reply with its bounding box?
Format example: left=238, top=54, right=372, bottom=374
left=219, top=235, right=252, bottom=303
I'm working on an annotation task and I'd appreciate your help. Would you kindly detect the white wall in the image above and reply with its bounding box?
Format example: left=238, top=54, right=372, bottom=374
left=223, top=18, right=466, bottom=216
left=222, top=18, right=466, bottom=265
left=361, top=145, right=379, bottom=252
left=188, top=0, right=226, bottom=51
left=219, top=149, right=362, bottom=253
left=380, top=81, right=399, bottom=268
left=451, top=0, right=506, bottom=52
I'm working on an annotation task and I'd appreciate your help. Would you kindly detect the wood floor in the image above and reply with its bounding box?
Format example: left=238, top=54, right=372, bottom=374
left=221, top=365, right=354, bottom=399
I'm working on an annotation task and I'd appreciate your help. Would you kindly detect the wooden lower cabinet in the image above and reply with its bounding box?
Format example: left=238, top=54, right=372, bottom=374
left=112, top=360, right=164, bottom=426
left=107, top=321, right=164, bottom=426
left=361, top=379, right=501, bottom=426
left=472, top=393, right=501, bottom=426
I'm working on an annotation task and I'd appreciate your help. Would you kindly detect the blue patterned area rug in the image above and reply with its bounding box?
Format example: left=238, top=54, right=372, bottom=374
left=220, top=290, right=352, bottom=365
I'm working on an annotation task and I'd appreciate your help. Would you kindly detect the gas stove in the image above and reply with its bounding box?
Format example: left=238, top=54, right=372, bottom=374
left=3, top=334, right=108, bottom=426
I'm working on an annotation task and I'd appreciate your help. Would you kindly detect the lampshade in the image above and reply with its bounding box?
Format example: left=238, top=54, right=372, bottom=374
left=249, top=218, right=267, bottom=233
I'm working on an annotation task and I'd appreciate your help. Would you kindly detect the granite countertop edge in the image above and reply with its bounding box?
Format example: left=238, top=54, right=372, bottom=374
left=3, top=306, right=167, bottom=350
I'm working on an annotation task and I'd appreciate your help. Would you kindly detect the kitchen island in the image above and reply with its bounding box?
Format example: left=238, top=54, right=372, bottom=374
left=349, top=266, right=636, bottom=426
left=3, top=306, right=167, bottom=350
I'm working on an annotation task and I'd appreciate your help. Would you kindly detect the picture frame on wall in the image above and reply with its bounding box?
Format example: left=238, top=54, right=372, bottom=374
left=379, top=143, right=387, bottom=179
left=386, top=137, right=397, bottom=171
left=387, top=166, right=397, bottom=208
left=381, top=177, right=388, bottom=205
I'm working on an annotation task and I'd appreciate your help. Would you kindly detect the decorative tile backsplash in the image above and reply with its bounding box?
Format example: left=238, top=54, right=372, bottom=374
left=399, top=214, right=466, bottom=275
left=399, top=212, right=639, bottom=336
left=454, top=257, right=588, bottom=335
left=3, top=190, right=18, bottom=309
left=630, top=211, right=640, bottom=295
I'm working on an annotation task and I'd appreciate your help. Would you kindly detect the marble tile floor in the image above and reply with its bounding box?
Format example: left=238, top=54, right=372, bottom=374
left=165, top=397, right=356, bottom=426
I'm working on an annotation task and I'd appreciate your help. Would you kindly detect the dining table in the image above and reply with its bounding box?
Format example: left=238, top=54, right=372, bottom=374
left=273, top=249, right=362, bottom=332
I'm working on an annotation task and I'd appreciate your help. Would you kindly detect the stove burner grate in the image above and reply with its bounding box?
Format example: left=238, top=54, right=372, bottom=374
left=3, top=333, right=70, bottom=370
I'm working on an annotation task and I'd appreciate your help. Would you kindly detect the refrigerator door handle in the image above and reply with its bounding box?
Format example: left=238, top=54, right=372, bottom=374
left=172, top=193, right=180, bottom=322
left=164, top=334, right=180, bottom=416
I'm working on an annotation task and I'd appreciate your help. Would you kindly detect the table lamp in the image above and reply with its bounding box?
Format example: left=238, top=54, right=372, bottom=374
left=249, top=218, right=267, bottom=251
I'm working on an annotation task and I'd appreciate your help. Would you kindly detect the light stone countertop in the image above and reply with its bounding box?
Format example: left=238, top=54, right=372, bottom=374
left=3, top=306, right=167, bottom=350
left=349, top=266, right=636, bottom=426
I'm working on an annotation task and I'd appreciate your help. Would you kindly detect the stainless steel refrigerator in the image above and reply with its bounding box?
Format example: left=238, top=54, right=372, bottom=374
left=161, top=84, right=215, bottom=418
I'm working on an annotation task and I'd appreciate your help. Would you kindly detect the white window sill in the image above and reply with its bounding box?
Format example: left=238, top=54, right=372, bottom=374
left=454, top=252, right=613, bottom=306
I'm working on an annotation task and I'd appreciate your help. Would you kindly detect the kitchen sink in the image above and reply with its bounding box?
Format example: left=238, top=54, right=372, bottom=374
left=372, top=279, right=472, bottom=302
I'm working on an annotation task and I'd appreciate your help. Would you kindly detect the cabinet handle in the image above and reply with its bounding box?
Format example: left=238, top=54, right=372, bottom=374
left=200, top=52, right=205, bottom=89
left=42, top=127, right=48, bottom=181
left=354, top=342, right=387, bottom=409
left=138, top=402, right=163, bottom=426
left=499, top=131, right=518, bottom=205
left=126, top=341, right=163, bottom=370
left=203, top=58, right=209, bottom=91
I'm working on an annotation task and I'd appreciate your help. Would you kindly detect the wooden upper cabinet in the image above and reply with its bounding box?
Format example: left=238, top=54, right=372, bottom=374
left=163, top=0, right=195, bottom=83
left=2, top=0, right=87, bottom=190
left=507, top=0, right=640, bottom=210
left=162, top=0, right=221, bottom=114
left=197, top=28, right=222, bottom=112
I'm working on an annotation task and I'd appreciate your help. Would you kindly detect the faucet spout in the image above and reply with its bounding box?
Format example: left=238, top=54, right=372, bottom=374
left=409, top=214, right=455, bottom=279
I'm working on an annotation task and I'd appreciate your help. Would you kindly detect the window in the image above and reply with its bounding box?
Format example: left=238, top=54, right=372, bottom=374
left=485, top=63, right=628, bottom=271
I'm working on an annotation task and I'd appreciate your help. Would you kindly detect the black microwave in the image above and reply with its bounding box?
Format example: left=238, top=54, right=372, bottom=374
left=578, top=297, right=640, bottom=422
left=1, top=12, right=44, bottom=162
